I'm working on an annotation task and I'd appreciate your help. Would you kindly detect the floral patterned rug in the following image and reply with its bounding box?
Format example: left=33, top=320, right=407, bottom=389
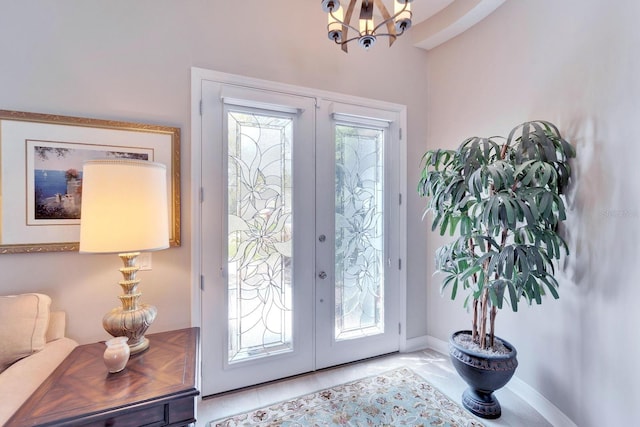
left=209, top=367, right=484, bottom=426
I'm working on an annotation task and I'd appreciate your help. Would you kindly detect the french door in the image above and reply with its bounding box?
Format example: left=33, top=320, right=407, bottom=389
left=195, top=71, right=404, bottom=396
left=315, top=101, right=402, bottom=369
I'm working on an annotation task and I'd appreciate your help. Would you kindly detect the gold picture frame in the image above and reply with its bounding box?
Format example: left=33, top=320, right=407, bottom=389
left=0, top=110, right=180, bottom=254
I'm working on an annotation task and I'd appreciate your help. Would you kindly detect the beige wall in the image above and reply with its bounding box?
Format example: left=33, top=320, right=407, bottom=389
left=0, top=2, right=429, bottom=345
left=426, top=0, right=640, bottom=425
left=6, top=0, right=629, bottom=424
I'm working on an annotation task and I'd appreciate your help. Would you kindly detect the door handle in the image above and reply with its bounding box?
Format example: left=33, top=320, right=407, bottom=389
left=318, top=271, right=327, bottom=280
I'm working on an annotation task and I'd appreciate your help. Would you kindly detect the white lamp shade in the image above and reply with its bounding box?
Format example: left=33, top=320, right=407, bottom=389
left=394, top=0, right=411, bottom=18
left=328, top=5, right=343, bottom=28
left=359, top=16, right=374, bottom=35
left=79, top=159, right=169, bottom=254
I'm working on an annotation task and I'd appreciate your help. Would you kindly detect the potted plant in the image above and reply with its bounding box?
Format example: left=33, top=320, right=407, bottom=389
left=418, top=120, right=575, bottom=419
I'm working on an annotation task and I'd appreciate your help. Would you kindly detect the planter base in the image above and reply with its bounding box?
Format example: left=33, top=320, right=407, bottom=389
left=462, top=388, right=501, bottom=419
left=449, top=330, right=518, bottom=420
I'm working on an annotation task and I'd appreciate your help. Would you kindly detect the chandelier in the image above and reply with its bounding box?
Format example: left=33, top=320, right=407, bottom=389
left=321, top=0, right=413, bottom=52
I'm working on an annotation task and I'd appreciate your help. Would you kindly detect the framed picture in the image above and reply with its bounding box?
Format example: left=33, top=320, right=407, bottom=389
left=0, top=110, right=181, bottom=254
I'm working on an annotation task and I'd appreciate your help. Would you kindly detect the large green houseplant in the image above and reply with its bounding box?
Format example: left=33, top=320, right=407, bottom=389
left=418, top=120, right=575, bottom=418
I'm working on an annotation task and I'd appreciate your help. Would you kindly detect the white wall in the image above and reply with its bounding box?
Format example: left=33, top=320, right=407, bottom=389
left=425, top=0, right=640, bottom=425
left=0, top=2, right=429, bottom=345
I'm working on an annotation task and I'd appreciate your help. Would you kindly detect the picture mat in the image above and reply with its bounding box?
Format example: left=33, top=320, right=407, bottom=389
left=0, top=119, right=172, bottom=245
left=27, top=139, right=153, bottom=226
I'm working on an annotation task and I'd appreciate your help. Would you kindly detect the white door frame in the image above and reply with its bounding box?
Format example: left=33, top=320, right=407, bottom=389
left=190, top=67, right=408, bottom=389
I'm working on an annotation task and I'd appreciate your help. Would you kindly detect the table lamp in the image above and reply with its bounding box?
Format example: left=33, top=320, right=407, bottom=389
left=79, top=159, right=169, bottom=354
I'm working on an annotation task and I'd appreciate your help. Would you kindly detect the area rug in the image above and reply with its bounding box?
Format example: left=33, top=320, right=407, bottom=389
left=209, top=367, right=484, bottom=426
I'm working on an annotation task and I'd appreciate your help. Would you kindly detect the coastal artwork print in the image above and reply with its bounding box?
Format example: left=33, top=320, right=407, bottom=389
left=27, top=140, right=152, bottom=225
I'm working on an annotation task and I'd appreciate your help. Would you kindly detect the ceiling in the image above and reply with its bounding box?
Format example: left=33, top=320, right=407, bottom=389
left=377, top=0, right=505, bottom=50
left=380, top=0, right=455, bottom=23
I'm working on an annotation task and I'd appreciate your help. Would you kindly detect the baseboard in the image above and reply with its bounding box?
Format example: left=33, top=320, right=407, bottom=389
left=424, top=335, right=449, bottom=354
left=403, top=334, right=449, bottom=354
left=506, top=376, right=577, bottom=427
left=402, top=335, right=431, bottom=352
left=403, top=334, right=576, bottom=427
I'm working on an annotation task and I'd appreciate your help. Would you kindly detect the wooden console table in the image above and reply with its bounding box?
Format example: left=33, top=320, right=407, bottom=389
left=7, top=327, right=200, bottom=427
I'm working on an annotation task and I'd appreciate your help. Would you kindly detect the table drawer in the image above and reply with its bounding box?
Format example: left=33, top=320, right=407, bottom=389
left=168, top=396, right=195, bottom=425
left=80, top=396, right=194, bottom=427
left=83, top=403, right=166, bottom=427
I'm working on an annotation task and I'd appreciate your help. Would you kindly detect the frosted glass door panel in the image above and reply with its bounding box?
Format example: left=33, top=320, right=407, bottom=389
left=334, top=125, right=385, bottom=341
left=227, top=111, right=293, bottom=363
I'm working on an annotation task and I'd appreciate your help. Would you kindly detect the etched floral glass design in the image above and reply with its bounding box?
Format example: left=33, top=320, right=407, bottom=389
left=334, top=124, right=385, bottom=341
left=227, top=110, right=293, bottom=363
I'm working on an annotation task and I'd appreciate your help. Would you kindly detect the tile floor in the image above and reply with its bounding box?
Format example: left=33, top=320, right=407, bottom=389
left=196, top=349, right=552, bottom=426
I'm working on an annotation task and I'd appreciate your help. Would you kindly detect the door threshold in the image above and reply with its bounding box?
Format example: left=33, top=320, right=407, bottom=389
left=202, top=351, right=399, bottom=400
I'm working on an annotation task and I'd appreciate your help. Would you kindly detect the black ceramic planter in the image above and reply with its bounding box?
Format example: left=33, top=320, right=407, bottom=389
left=449, top=330, right=518, bottom=419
